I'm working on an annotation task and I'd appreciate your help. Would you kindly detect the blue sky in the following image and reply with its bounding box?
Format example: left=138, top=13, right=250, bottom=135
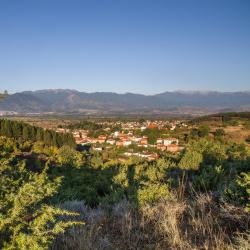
left=0, top=0, right=249, bottom=94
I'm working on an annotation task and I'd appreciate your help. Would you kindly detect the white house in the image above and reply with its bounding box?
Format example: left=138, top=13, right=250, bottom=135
left=163, top=138, right=179, bottom=146
left=156, top=138, right=163, bottom=144
left=106, top=139, right=116, bottom=145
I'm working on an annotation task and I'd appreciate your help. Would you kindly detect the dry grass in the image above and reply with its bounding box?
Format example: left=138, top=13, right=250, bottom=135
left=51, top=195, right=250, bottom=250
left=224, top=126, right=250, bottom=143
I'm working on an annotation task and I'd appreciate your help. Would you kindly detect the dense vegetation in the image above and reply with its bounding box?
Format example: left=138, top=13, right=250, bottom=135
left=0, top=118, right=249, bottom=249
left=0, top=119, right=75, bottom=148
left=63, top=120, right=108, bottom=138
left=64, top=120, right=102, bottom=131
left=191, top=112, right=250, bottom=124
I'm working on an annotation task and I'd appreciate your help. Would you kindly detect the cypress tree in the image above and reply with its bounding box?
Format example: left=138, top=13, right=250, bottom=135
left=22, top=125, right=30, bottom=140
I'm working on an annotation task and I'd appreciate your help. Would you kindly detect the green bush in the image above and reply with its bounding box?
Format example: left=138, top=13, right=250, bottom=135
left=0, top=164, right=82, bottom=249
left=224, top=172, right=250, bottom=212
left=179, top=150, right=203, bottom=170
left=193, top=165, right=224, bottom=191
left=137, top=183, right=170, bottom=205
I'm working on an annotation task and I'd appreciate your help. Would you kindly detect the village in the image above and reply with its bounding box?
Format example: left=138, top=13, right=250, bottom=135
left=56, top=120, right=187, bottom=160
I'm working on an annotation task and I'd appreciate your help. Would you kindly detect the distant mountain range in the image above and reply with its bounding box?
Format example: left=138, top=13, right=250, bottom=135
left=0, top=89, right=250, bottom=115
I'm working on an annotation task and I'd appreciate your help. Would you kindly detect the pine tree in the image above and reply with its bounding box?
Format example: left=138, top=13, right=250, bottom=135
left=44, top=130, right=52, bottom=145
left=22, top=125, right=30, bottom=140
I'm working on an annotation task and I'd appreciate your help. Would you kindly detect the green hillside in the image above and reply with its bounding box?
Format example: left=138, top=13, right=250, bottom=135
left=191, top=112, right=250, bottom=123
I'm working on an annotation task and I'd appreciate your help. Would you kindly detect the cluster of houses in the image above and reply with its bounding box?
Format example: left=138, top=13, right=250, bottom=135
left=56, top=120, right=185, bottom=160
left=156, top=137, right=181, bottom=152
left=56, top=128, right=181, bottom=150
left=97, top=120, right=187, bottom=132
left=124, top=151, right=159, bottom=161
left=0, top=111, right=18, bottom=116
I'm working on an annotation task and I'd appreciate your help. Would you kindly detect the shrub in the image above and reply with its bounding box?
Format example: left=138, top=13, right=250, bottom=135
left=179, top=150, right=203, bottom=170
left=193, top=165, right=224, bottom=191
left=0, top=167, right=82, bottom=249
left=246, top=135, right=250, bottom=144
left=214, top=128, right=226, bottom=137
left=224, top=172, right=250, bottom=212
left=57, top=145, right=84, bottom=168
left=137, top=183, right=170, bottom=205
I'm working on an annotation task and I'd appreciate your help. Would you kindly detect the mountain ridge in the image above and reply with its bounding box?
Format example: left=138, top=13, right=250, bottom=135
left=0, top=89, right=250, bottom=115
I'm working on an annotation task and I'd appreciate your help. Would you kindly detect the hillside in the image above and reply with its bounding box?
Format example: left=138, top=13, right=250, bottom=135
left=0, top=118, right=249, bottom=249
left=0, top=89, right=250, bottom=114
left=191, top=112, right=250, bottom=123
left=0, top=93, right=8, bottom=102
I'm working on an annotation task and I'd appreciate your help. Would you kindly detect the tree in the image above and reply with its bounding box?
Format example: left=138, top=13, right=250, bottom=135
left=36, top=128, right=44, bottom=141
left=23, top=125, right=30, bottom=140
left=0, top=119, right=76, bottom=149
left=13, top=122, right=23, bottom=139
left=52, top=132, right=58, bottom=147
left=214, top=128, right=225, bottom=137
left=246, top=135, right=250, bottom=144
left=227, top=143, right=247, bottom=161
left=224, top=172, right=250, bottom=212
left=179, top=150, right=203, bottom=170
left=57, top=145, right=83, bottom=167
left=142, top=128, right=160, bottom=144
left=44, top=130, right=52, bottom=145
left=190, top=128, right=199, bottom=139
left=197, top=125, right=210, bottom=137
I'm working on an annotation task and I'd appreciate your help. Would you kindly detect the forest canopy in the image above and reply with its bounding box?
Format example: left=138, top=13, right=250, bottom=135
left=0, top=119, right=75, bottom=148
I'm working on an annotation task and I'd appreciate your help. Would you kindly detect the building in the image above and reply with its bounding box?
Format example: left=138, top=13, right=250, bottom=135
left=123, top=140, right=132, bottom=146
left=92, top=146, right=103, bottom=151
left=78, top=129, right=89, bottom=137
left=140, top=137, right=148, bottom=146
left=156, top=144, right=167, bottom=151
left=163, top=138, right=179, bottom=146
left=56, top=128, right=67, bottom=133
left=147, top=122, right=157, bottom=129
left=156, top=138, right=163, bottom=144
left=73, top=133, right=81, bottom=139
left=106, top=139, right=116, bottom=145
left=116, top=141, right=124, bottom=147
left=97, top=135, right=107, bottom=144
left=114, top=131, right=120, bottom=137
left=167, top=144, right=180, bottom=152
left=88, top=138, right=98, bottom=144
left=132, top=137, right=142, bottom=143
left=170, top=125, right=176, bottom=131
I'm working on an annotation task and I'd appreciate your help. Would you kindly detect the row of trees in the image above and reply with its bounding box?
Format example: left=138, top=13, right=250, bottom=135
left=61, top=120, right=108, bottom=138
left=63, top=120, right=102, bottom=130
left=0, top=119, right=75, bottom=148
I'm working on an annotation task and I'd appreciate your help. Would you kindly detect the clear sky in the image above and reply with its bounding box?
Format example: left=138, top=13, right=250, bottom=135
left=0, top=0, right=249, bottom=94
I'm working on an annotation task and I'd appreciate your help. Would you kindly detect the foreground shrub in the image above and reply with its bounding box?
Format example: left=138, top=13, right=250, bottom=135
left=0, top=164, right=82, bottom=250
left=224, top=172, right=250, bottom=212
left=137, top=183, right=170, bottom=205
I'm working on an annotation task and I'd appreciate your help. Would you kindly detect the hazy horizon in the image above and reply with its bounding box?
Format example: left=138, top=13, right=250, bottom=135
left=2, top=88, right=250, bottom=96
